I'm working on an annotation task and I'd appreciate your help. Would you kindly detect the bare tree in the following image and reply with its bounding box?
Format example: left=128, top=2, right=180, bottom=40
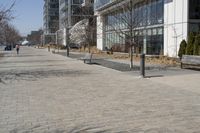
left=101, top=0, right=143, bottom=69
left=0, top=1, right=18, bottom=46
left=81, top=5, right=96, bottom=53
left=3, top=23, right=21, bottom=47
left=0, top=21, right=7, bottom=44
left=71, top=0, right=142, bottom=68
left=0, top=1, right=15, bottom=24
left=85, top=17, right=96, bottom=53
left=103, top=0, right=164, bottom=69
left=69, top=2, right=96, bottom=53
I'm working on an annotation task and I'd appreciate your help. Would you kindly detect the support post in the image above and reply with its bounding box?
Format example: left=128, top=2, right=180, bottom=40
left=66, top=28, right=69, bottom=57
left=140, top=53, right=145, bottom=78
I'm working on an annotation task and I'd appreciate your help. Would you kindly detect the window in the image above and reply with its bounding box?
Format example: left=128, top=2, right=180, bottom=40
left=189, top=23, right=200, bottom=33
left=189, top=0, right=200, bottom=19
left=94, top=0, right=111, bottom=10
left=146, top=27, right=163, bottom=55
left=60, top=0, right=65, bottom=5
left=71, top=5, right=81, bottom=15
left=72, top=0, right=83, bottom=4
left=157, top=0, right=164, bottom=24
left=103, top=0, right=164, bottom=54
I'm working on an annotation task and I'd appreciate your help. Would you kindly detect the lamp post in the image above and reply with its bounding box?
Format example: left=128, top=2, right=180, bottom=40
left=55, top=30, right=59, bottom=53
left=64, top=27, right=70, bottom=57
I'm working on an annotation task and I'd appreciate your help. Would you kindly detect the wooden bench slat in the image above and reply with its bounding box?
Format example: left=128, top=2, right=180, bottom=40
left=181, top=55, right=200, bottom=68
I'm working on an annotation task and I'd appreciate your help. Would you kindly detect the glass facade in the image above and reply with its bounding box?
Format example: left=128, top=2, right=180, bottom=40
left=59, top=0, right=84, bottom=29
left=145, top=27, right=163, bottom=55
left=44, top=0, right=59, bottom=34
left=189, top=23, right=200, bottom=33
left=94, top=0, right=111, bottom=10
left=189, top=0, right=200, bottom=19
left=104, top=0, right=164, bottom=55
left=189, top=0, right=200, bottom=33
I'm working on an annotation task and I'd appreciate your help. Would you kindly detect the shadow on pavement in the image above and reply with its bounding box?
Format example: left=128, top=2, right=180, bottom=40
left=3, top=54, right=45, bottom=57
left=186, top=68, right=200, bottom=71
left=68, top=126, right=110, bottom=133
left=145, top=75, right=164, bottom=78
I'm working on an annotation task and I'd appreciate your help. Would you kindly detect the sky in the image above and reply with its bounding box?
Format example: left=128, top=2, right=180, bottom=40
left=0, top=0, right=44, bottom=36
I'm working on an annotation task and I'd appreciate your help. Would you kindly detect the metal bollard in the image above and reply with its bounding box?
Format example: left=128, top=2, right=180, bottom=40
left=140, top=53, right=145, bottom=78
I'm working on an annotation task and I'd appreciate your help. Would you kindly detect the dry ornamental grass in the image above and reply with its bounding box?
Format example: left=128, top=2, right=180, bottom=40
left=78, top=46, right=180, bottom=66
left=40, top=45, right=180, bottom=66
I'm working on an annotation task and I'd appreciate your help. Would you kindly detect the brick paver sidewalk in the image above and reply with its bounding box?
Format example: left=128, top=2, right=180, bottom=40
left=0, top=47, right=200, bottom=133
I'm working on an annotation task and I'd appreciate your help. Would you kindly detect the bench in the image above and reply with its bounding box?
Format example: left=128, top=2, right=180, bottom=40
left=181, top=55, right=200, bottom=69
left=81, top=53, right=93, bottom=64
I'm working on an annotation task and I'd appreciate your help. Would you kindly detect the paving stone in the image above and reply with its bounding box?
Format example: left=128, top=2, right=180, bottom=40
left=0, top=47, right=200, bottom=133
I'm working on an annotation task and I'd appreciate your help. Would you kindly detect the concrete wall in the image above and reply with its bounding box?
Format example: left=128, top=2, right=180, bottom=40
left=164, top=0, right=188, bottom=57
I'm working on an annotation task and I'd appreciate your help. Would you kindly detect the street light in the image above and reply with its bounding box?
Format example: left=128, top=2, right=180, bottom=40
left=64, top=26, right=70, bottom=57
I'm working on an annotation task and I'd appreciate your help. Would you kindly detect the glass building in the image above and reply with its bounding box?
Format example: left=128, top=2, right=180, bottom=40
left=43, top=0, right=59, bottom=34
left=58, top=0, right=95, bottom=46
left=189, top=0, right=200, bottom=33
left=59, top=0, right=84, bottom=29
left=43, top=0, right=59, bottom=44
left=95, top=0, right=200, bottom=57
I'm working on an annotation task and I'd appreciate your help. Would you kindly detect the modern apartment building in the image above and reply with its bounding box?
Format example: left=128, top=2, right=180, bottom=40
left=58, top=0, right=95, bottom=46
left=27, top=30, right=43, bottom=45
left=59, top=0, right=84, bottom=29
left=94, top=0, right=200, bottom=57
left=43, top=0, right=59, bottom=44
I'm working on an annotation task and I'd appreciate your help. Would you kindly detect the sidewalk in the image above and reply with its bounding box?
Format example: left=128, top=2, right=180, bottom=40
left=1, top=46, right=200, bottom=132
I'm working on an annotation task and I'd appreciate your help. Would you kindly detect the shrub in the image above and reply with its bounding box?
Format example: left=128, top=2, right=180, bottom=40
left=178, top=40, right=187, bottom=58
left=193, top=35, right=200, bottom=55
left=186, top=32, right=195, bottom=55
left=112, top=44, right=126, bottom=52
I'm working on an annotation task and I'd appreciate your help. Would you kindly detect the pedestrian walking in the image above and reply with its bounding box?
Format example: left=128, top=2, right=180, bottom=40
left=16, top=44, right=20, bottom=54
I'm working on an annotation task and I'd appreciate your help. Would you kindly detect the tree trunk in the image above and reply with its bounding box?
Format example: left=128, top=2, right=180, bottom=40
left=88, top=43, right=91, bottom=53
left=65, top=27, right=69, bottom=57
left=130, top=44, right=133, bottom=69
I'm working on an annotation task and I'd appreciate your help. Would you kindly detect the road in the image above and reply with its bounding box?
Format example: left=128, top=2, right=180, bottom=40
left=0, top=47, right=200, bottom=133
